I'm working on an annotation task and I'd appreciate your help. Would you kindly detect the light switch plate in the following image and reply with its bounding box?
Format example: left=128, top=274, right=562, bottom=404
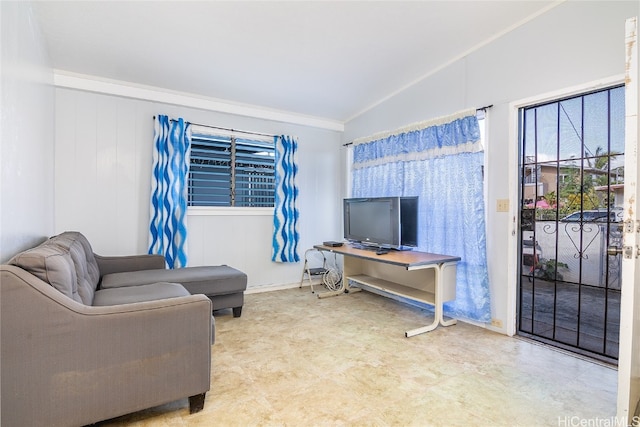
left=496, top=199, right=509, bottom=212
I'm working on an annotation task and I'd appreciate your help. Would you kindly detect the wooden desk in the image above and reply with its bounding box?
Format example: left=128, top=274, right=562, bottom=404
left=314, top=244, right=460, bottom=337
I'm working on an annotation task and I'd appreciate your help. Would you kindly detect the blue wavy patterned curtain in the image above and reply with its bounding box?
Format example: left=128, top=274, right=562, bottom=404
left=351, top=110, right=490, bottom=322
left=149, top=115, right=191, bottom=269
left=272, top=135, right=300, bottom=263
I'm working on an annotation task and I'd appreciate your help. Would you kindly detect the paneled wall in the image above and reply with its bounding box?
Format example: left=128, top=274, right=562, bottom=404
left=54, top=88, right=344, bottom=288
left=343, top=0, right=640, bottom=332
left=0, top=2, right=55, bottom=262
left=55, top=90, right=149, bottom=255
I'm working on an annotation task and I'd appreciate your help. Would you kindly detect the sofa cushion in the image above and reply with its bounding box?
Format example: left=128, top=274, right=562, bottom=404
left=92, top=282, right=190, bottom=306
left=9, top=244, right=83, bottom=303
left=101, top=265, right=247, bottom=296
left=48, top=232, right=100, bottom=304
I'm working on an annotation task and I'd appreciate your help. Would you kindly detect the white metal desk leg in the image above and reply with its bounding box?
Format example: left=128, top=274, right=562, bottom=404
left=438, top=263, right=457, bottom=327
left=405, top=317, right=439, bottom=337
left=404, top=263, right=456, bottom=337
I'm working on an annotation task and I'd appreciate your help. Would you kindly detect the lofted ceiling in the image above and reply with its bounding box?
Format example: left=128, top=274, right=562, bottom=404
left=33, top=1, right=560, bottom=123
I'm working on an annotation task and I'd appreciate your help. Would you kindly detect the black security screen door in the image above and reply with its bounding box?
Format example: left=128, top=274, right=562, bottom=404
left=518, top=85, right=625, bottom=364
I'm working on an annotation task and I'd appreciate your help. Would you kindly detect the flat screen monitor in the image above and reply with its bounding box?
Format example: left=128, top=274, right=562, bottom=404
left=343, top=196, right=418, bottom=250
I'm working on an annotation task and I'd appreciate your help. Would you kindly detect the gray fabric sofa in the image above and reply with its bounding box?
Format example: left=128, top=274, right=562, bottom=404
left=1, top=231, right=214, bottom=427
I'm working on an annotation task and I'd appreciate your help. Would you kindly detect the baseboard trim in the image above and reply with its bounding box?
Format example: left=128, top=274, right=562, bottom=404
left=246, top=281, right=316, bottom=294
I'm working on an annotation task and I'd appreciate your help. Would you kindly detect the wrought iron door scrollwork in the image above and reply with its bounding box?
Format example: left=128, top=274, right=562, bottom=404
left=559, top=221, right=601, bottom=260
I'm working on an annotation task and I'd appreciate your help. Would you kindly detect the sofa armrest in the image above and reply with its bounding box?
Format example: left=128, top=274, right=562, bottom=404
left=1, top=265, right=212, bottom=427
left=94, top=253, right=166, bottom=276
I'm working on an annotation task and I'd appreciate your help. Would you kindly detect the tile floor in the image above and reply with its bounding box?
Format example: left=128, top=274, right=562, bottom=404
left=97, top=286, right=618, bottom=427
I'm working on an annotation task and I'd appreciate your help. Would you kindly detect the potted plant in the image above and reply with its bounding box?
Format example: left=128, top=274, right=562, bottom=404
left=534, top=258, right=569, bottom=281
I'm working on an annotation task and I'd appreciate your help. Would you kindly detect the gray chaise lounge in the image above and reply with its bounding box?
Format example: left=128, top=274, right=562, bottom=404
left=102, top=263, right=248, bottom=317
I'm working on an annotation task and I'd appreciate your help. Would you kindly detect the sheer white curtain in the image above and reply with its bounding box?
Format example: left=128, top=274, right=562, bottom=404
left=351, top=110, right=491, bottom=322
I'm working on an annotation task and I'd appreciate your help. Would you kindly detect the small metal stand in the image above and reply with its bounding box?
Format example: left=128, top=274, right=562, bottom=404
left=299, top=248, right=328, bottom=293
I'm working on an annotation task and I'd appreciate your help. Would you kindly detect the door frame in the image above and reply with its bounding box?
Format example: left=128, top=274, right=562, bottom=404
left=507, top=74, right=626, bottom=337
left=617, top=16, right=639, bottom=424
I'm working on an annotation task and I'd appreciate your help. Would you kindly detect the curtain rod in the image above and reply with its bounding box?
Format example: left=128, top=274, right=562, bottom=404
left=342, top=105, right=493, bottom=147
left=477, top=104, right=493, bottom=112
left=153, top=116, right=276, bottom=139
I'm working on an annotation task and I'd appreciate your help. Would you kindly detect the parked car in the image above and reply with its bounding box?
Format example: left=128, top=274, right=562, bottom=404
left=560, top=208, right=622, bottom=223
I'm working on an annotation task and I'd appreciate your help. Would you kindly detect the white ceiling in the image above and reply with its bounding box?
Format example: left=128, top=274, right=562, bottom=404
left=33, top=1, right=559, bottom=123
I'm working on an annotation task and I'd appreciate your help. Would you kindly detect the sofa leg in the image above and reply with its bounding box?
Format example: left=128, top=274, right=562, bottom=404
left=189, top=393, right=206, bottom=414
left=232, top=306, right=242, bottom=318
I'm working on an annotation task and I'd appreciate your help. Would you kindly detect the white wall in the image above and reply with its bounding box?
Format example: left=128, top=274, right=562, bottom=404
left=54, top=88, right=343, bottom=289
left=0, top=1, right=55, bottom=263
left=343, top=1, right=640, bottom=333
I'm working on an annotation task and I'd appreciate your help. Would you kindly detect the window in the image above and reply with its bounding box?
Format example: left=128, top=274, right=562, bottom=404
left=189, top=132, right=275, bottom=207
